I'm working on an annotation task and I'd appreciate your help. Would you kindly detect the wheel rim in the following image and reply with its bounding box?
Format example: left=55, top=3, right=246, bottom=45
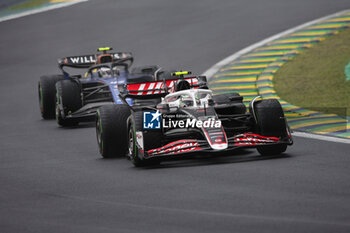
left=128, top=127, right=134, bottom=157
left=55, top=101, right=61, bottom=122
left=96, top=118, right=103, bottom=154
left=55, top=90, right=59, bottom=120
left=55, top=90, right=64, bottom=123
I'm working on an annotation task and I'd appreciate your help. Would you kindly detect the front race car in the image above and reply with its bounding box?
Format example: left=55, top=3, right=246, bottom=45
left=118, top=74, right=293, bottom=166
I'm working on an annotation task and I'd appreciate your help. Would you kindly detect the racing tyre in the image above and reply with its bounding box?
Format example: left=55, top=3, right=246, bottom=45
left=96, top=104, right=130, bottom=158
left=55, top=80, right=82, bottom=127
left=38, top=75, right=65, bottom=119
left=128, top=114, right=161, bottom=167
left=253, top=99, right=287, bottom=156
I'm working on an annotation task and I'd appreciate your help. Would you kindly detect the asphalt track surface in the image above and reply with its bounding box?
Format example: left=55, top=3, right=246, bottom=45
left=1, top=0, right=350, bottom=232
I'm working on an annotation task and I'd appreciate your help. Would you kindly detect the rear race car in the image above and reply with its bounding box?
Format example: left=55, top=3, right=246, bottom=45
left=95, top=71, right=293, bottom=166
left=38, top=47, right=169, bottom=127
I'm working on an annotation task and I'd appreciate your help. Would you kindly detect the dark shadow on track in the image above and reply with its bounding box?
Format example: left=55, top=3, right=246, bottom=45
left=57, top=122, right=96, bottom=129
left=94, top=148, right=292, bottom=169
left=38, top=119, right=96, bottom=129
left=136, top=150, right=292, bottom=170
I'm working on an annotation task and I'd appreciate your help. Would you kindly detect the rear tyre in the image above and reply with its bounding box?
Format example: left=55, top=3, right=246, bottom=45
left=253, top=99, right=287, bottom=156
left=55, top=80, right=82, bottom=127
left=38, top=75, right=65, bottom=119
left=96, top=104, right=130, bottom=158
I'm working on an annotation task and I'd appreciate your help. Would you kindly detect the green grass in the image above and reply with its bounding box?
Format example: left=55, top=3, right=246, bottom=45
left=274, top=27, right=350, bottom=117
left=7, top=0, right=51, bottom=11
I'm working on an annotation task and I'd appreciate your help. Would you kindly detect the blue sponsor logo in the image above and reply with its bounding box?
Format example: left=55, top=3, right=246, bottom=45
left=143, top=110, right=161, bottom=129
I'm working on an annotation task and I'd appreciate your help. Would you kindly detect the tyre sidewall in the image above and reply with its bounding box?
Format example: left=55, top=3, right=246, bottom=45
left=96, top=104, right=130, bottom=158
left=253, top=99, right=288, bottom=155
left=38, top=75, right=65, bottom=119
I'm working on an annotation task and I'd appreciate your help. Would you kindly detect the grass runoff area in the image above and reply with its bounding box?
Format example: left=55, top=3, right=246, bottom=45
left=274, top=27, right=350, bottom=117
left=6, top=0, right=51, bottom=11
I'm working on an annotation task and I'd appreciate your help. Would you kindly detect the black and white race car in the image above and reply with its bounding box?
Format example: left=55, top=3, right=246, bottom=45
left=95, top=71, right=293, bottom=166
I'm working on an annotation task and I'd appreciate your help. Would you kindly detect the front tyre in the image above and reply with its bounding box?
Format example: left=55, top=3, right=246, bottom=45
left=257, top=144, right=287, bottom=156
left=253, top=99, right=288, bottom=156
left=128, top=121, right=144, bottom=167
left=128, top=118, right=160, bottom=167
left=96, top=104, right=130, bottom=158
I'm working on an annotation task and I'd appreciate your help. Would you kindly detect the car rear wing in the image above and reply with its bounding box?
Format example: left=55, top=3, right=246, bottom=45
left=58, top=52, right=133, bottom=78
left=119, top=76, right=207, bottom=99
left=58, top=52, right=133, bottom=68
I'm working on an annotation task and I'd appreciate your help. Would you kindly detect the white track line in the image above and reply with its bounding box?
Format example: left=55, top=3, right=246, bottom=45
left=202, top=9, right=350, bottom=144
left=0, top=0, right=88, bottom=23
left=292, top=131, right=350, bottom=144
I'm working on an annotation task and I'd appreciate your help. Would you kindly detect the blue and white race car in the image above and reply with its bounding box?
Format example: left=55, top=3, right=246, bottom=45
left=38, top=47, right=168, bottom=126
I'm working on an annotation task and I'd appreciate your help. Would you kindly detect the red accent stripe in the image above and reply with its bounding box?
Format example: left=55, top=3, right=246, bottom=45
left=147, top=143, right=201, bottom=156
left=147, top=139, right=197, bottom=153
left=127, top=77, right=199, bottom=95
left=240, top=133, right=279, bottom=140
left=235, top=142, right=262, bottom=146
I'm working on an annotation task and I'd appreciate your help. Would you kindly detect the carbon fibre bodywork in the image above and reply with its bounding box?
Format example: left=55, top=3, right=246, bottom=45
left=53, top=51, right=157, bottom=122
left=117, top=74, right=293, bottom=164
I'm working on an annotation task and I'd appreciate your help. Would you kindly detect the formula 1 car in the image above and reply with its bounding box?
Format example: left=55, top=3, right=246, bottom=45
left=38, top=47, right=169, bottom=126
left=95, top=71, right=293, bottom=166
